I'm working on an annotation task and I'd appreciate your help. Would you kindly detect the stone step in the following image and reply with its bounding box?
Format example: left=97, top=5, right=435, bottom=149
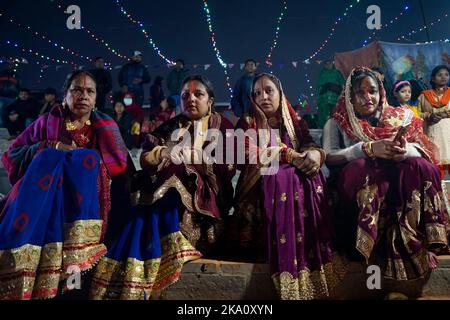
left=154, top=256, right=450, bottom=300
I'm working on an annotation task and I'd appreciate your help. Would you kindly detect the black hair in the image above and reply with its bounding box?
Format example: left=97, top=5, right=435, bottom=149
left=252, top=73, right=282, bottom=96
left=95, top=57, right=104, bottom=61
left=44, top=87, right=57, bottom=95
left=350, top=69, right=380, bottom=95
left=153, top=76, right=164, bottom=85
left=430, top=65, right=450, bottom=88
left=392, top=80, right=412, bottom=94
left=175, top=59, right=185, bottom=66
left=63, top=70, right=97, bottom=95
left=245, top=59, right=257, bottom=66
left=19, top=88, right=30, bottom=93
left=180, top=75, right=215, bottom=105
left=166, top=96, right=177, bottom=109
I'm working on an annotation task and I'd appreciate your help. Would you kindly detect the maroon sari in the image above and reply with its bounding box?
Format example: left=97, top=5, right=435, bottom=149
left=230, top=95, right=347, bottom=300
left=331, top=67, right=449, bottom=280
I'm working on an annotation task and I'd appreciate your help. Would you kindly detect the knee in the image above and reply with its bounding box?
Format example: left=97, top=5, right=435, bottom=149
left=337, top=158, right=372, bottom=198
left=400, top=157, right=440, bottom=179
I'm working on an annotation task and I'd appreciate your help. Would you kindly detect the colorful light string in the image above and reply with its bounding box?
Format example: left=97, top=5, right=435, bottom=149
left=0, top=12, right=93, bottom=63
left=201, top=0, right=233, bottom=96
left=397, top=12, right=449, bottom=41
left=363, top=4, right=410, bottom=45
left=114, top=0, right=174, bottom=64
left=3, top=39, right=75, bottom=67
left=52, top=1, right=128, bottom=61
left=265, top=1, right=288, bottom=67
left=306, top=0, right=361, bottom=61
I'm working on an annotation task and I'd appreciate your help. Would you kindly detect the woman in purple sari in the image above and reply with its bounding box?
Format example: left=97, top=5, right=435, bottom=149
left=323, top=67, right=449, bottom=281
left=90, top=75, right=236, bottom=299
left=0, top=71, right=128, bottom=299
left=229, top=73, right=347, bottom=300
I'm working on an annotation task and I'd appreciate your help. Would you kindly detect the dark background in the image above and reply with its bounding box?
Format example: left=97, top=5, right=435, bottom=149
left=1, top=0, right=449, bottom=106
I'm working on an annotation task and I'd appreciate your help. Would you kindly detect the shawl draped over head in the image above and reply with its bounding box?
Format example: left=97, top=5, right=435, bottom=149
left=235, top=73, right=317, bottom=202
left=2, top=104, right=128, bottom=185
left=332, top=66, right=439, bottom=164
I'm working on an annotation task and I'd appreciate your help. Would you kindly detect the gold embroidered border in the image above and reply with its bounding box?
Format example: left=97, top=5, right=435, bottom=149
left=63, top=219, right=103, bottom=245
left=0, top=220, right=107, bottom=300
left=385, top=249, right=429, bottom=281
left=90, top=231, right=202, bottom=300
left=271, top=254, right=348, bottom=300
left=356, top=226, right=375, bottom=261
left=138, top=175, right=194, bottom=212
left=425, top=223, right=448, bottom=245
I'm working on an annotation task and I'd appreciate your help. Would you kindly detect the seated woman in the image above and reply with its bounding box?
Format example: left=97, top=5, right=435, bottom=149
left=323, top=67, right=448, bottom=281
left=112, top=99, right=134, bottom=150
left=90, top=75, right=236, bottom=300
left=0, top=71, right=128, bottom=299
left=229, top=73, right=347, bottom=300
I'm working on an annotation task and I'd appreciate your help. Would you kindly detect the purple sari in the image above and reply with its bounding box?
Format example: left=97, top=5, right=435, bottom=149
left=338, top=157, right=448, bottom=280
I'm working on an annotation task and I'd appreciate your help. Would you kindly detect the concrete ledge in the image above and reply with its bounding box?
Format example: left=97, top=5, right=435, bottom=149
left=155, top=256, right=450, bottom=300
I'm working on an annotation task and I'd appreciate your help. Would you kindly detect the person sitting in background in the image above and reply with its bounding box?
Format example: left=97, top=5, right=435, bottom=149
left=147, top=96, right=176, bottom=133
left=39, top=87, right=58, bottom=115
left=0, top=62, right=20, bottom=127
left=149, top=76, right=165, bottom=109
left=113, top=100, right=134, bottom=150
left=2, top=88, right=39, bottom=138
left=392, top=80, right=419, bottom=117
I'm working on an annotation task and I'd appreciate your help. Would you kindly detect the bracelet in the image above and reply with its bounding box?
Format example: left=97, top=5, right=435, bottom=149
left=283, top=148, right=295, bottom=164
left=362, top=141, right=375, bottom=158
left=55, top=141, right=62, bottom=150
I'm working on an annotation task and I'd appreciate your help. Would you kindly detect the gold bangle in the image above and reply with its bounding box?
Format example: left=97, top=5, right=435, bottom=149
left=55, top=141, right=61, bottom=150
left=286, top=148, right=295, bottom=164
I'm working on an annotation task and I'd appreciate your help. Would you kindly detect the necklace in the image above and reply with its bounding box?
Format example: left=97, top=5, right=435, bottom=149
left=65, top=118, right=91, bottom=131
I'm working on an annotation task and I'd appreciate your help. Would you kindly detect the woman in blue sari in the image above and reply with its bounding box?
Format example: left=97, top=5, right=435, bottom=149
left=90, top=75, right=236, bottom=300
left=0, top=71, right=128, bottom=299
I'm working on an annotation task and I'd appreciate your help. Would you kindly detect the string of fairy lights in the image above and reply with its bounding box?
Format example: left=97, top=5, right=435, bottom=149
left=397, top=12, right=449, bottom=41
left=0, top=12, right=93, bottom=63
left=201, top=0, right=233, bottom=97
left=51, top=1, right=128, bottom=61
left=265, top=1, right=288, bottom=67
left=362, top=4, right=410, bottom=45
left=114, top=0, right=174, bottom=65
left=306, top=0, right=361, bottom=61
left=3, top=1, right=450, bottom=99
left=4, top=40, right=74, bottom=66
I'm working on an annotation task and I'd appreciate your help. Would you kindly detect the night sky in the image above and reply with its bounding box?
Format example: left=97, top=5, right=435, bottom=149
left=1, top=0, right=449, bottom=106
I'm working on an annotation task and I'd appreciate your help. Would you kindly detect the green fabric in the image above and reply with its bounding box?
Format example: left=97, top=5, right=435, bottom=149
left=316, top=68, right=345, bottom=128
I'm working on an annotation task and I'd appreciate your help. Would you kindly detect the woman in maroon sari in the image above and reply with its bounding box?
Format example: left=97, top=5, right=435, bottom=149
left=323, top=67, right=448, bottom=281
left=89, top=75, right=235, bottom=299
left=229, top=73, right=347, bottom=300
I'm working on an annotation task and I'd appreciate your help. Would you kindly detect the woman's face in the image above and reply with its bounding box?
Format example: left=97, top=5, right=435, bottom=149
left=65, top=74, right=96, bottom=118
left=432, top=69, right=450, bottom=87
left=253, top=76, right=280, bottom=117
left=181, top=80, right=213, bottom=120
left=394, top=86, right=411, bottom=104
left=351, top=76, right=380, bottom=117
left=114, top=102, right=125, bottom=115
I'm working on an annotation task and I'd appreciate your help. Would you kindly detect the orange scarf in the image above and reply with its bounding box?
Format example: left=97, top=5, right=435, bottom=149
left=423, top=88, right=450, bottom=108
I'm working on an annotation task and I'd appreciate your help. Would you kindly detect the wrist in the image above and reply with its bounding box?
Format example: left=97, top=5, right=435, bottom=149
left=362, top=141, right=375, bottom=158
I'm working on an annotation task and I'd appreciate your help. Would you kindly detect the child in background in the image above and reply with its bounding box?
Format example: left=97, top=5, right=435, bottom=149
left=392, top=80, right=420, bottom=117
